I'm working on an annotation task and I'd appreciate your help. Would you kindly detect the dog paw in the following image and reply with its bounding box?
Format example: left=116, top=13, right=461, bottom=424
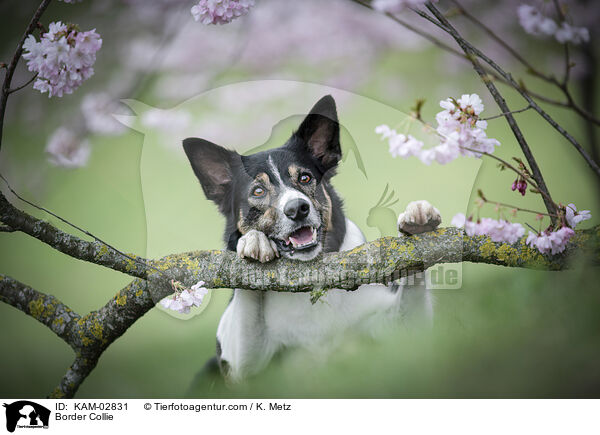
left=236, top=230, right=279, bottom=263
left=398, top=200, right=442, bottom=235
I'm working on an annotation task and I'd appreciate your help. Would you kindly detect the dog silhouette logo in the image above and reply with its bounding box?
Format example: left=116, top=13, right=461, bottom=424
left=3, top=401, right=50, bottom=432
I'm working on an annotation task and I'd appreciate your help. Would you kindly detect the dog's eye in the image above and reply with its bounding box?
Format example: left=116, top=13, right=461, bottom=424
left=252, top=186, right=265, bottom=197
left=299, top=173, right=312, bottom=184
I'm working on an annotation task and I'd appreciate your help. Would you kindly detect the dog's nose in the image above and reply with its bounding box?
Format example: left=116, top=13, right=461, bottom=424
left=284, top=198, right=310, bottom=221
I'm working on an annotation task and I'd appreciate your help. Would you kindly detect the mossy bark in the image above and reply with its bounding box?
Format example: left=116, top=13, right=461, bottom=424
left=1, top=226, right=598, bottom=398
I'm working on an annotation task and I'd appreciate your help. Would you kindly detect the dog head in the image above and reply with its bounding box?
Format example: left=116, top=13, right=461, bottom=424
left=183, top=95, right=343, bottom=261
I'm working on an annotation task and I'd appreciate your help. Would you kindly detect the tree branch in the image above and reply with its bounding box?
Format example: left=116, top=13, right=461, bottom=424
left=50, top=356, right=99, bottom=399
left=2, top=226, right=598, bottom=397
left=450, top=0, right=557, bottom=87
left=0, top=275, right=81, bottom=348
left=0, top=0, right=53, bottom=153
left=0, top=193, right=151, bottom=279
left=579, top=36, right=600, bottom=194
left=421, top=3, right=559, bottom=222
left=412, top=4, right=600, bottom=178
left=349, top=0, right=600, bottom=128
left=454, top=0, right=600, bottom=128
left=144, top=227, right=599, bottom=294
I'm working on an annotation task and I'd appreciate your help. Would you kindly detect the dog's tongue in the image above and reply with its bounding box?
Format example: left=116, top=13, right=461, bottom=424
left=289, top=227, right=313, bottom=245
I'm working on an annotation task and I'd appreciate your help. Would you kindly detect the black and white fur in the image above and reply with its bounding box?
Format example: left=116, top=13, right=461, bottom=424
left=183, top=95, right=441, bottom=381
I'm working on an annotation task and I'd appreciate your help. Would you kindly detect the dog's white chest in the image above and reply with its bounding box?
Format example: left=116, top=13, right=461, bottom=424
left=216, top=219, right=400, bottom=380
left=263, top=218, right=374, bottom=346
left=263, top=285, right=398, bottom=349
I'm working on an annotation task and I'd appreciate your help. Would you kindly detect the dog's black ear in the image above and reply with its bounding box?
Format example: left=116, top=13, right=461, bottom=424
left=293, top=95, right=341, bottom=171
left=183, top=137, right=238, bottom=209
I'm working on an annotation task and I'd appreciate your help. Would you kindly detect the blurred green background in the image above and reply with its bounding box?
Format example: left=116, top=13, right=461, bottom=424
left=0, top=0, right=599, bottom=398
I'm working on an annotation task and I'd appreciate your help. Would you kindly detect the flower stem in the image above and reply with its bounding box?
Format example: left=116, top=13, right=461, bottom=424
left=481, top=104, right=532, bottom=121
left=8, top=73, right=38, bottom=94
left=481, top=198, right=558, bottom=218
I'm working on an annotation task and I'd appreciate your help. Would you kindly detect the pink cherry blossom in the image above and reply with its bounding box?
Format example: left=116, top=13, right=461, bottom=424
left=451, top=213, right=525, bottom=244
left=45, top=128, right=91, bottom=168
left=388, top=133, right=424, bottom=158
left=456, top=94, right=485, bottom=116
left=372, top=0, right=435, bottom=13
left=191, top=0, right=255, bottom=25
left=81, top=93, right=126, bottom=135
left=526, top=231, right=552, bottom=254
left=376, top=93, right=500, bottom=165
left=375, top=124, right=395, bottom=140
left=517, top=4, right=589, bottom=45
left=549, top=227, right=575, bottom=254
left=555, top=22, right=590, bottom=44
left=451, top=213, right=466, bottom=228
left=517, top=5, right=557, bottom=36
left=22, top=22, right=102, bottom=98
left=473, top=218, right=494, bottom=236
left=486, top=219, right=525, bottom=244
left=434, top=94, right=500, bottom=161
left=526, top=227, right=575, bottom=255
left=160, top=281, right=208, bottom=314
left=565, top=204, right=592, bottom=228
left=417, top=148, right=436, bottom=165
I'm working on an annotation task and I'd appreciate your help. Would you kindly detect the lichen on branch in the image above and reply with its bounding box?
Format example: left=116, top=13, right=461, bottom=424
left=146, top=227, right=600, bottom=297
left=1, top=226, right=598, bottom=398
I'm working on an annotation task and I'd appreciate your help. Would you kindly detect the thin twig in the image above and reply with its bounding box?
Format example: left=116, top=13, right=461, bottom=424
left=551, top=0, right=571, bottom=87
left=349, top=0, right=513, bottom=88
left=350, top=0, right=600, bottom=126
left=450, top=0, right=552, bottom=83
left=512, top=80, right=600, bottom=125
left=411, top=4, right=600, bottom=134
left=0, top=0, right=52, bottom=153
left=349, top=0, right=466, bottom=57
left=481, top=104, right=532, bottom=121
left=449, top=0, right=573, bottom=90
left=8, top=73, right=38, bottom=94
left=460, top=146, right=534, bottom=183
left=0, top=173, right=166, bottom=279
left=424, top=3, right=559, bottom=222
left=452, top=0, right=597, bottom=126
left=406, top=113, right=556, bottom=210
left=421, top=2, right=600, bottom=180
left=458, top=145, right=556, bottom=208
left=407, top=108, right=554, bottom=207
left=481, top=198, right=558, bottom=218
left=579, top=38, right=600, bottom=193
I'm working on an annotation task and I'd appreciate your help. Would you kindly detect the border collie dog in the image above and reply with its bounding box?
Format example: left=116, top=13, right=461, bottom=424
left=183, top=95, right=441, bottom=381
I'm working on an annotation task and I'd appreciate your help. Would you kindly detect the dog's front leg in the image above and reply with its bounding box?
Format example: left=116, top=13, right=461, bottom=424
left=396, top=200, right=442, bottom=325
left=236, top=229, right=279, bottom=263
left=216, top=290, right=277, bottom=382
left=397, top=200, right=441, bottom=235
left=214, top=231, right=279, bottom=382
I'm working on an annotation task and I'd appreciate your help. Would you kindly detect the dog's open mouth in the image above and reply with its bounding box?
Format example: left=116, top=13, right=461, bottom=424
left=274, top=226, right=319, bottom=252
